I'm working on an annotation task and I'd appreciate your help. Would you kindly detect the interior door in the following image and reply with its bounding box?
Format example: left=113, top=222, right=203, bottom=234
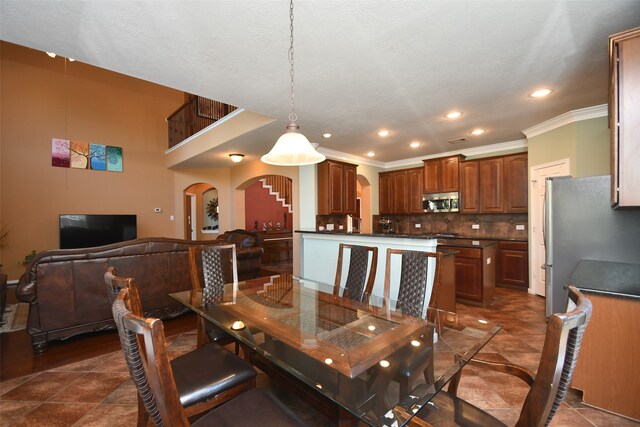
left=530, top=159, right=570, bottom=296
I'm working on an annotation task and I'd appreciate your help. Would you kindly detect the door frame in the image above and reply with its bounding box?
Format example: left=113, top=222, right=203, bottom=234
left=529, top=158, right=570, bottom=296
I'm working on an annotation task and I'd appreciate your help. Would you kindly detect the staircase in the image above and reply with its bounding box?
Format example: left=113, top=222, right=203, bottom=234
left=260, top=177, right=292, bottom=213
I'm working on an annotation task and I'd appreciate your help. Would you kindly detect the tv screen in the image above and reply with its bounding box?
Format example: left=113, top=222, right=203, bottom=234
left=59, top=214, right=137, bottom=249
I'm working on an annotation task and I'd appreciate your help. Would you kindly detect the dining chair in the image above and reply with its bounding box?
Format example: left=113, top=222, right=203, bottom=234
left=105, top=268, right=257, bottom=427
left=383, top=249, right=443, bottom=399
left=333, top=243, right=378, bottom=302
left=111, top=288, right=306, bottom=427
left=188, top=244, right=238, bottom=348
left=412, top=285, right=592, bottom=427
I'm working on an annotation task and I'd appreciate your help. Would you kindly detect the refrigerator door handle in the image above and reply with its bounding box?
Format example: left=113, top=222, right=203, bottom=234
left=541, top=264, right=547, bottom=269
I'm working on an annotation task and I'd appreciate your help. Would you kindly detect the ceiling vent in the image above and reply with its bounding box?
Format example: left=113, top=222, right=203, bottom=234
left=447, top=138, right=467, bottom=144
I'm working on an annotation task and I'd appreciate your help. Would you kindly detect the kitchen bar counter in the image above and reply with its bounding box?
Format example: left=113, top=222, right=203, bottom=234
left=296, top=230, right=526, bottom=242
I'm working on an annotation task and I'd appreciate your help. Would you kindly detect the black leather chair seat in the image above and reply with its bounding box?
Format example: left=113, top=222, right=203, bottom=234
left=415, top=391, right=508, bottom=427
left=194, top=387, right=307, bottom=427
left=172, top=343, right=257, bottom=408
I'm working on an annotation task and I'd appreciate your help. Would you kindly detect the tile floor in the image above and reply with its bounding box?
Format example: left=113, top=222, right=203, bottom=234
left=0, top=286, right=637, bottom=426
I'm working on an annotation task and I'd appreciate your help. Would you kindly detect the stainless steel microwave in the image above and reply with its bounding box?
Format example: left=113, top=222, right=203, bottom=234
left=422, top=192, right=459, bottom=212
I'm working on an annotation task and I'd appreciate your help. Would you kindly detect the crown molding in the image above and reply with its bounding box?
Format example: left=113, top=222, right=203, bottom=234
left=316, top=147, right=386, bottom=168
left=522, top=104, right=607, bottom=138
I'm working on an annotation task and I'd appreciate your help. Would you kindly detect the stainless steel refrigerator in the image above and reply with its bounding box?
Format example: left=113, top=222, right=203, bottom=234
left=544, top=175, right=640, bottom=316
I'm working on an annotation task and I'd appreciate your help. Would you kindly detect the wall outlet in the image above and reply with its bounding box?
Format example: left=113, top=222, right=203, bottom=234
left=338, top=225, right=344, bottom=230
left=318, top=225, right=325, bottom=231
left=414, top=223, right=421, bottom=228
left=487, top=257, right=492, bottom=264
left=326, top=223, right=334, bottom=231
left=516, top=224, right=525, bottom=230
left=154, top=207, right=162, bottom=213
left=170, top=215, right=175, bottom=221
left=472, top=240, right=480, bottom=245
left=472, top=224, right=480, bottom=229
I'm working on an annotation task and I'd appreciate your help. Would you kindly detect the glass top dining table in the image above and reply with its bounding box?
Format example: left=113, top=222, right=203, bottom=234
left=170, top=273, right=501, bottom=427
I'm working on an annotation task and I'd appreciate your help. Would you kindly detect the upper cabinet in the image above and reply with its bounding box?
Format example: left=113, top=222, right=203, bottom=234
left=379, top=167, right=423, bottom=214
left=423, top=155, right=464, bottom=194
left=460, top=153, right=528, bottom=213
left=317, top=160, right=357, bottom=215
left=610, top=27, right=640, bottom=207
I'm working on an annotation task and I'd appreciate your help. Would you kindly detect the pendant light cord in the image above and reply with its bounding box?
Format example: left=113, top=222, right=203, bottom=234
left=288, top=0, right=297, bottom=124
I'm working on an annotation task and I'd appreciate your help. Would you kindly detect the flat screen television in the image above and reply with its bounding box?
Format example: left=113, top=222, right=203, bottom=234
left=59, top=214, right=137, bottom=249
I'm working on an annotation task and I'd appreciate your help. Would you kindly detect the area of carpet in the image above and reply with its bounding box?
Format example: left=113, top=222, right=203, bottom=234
left=0, top=304, right=28, bottom=333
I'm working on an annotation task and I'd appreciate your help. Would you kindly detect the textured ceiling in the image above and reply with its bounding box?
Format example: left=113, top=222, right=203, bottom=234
left=1, top=1, right=639, bottom=167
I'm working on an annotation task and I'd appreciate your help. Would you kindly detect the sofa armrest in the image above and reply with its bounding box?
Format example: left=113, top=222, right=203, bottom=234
left=237, top=247, right=264, bottom=260
left=16, top=274, right=37, bottom=303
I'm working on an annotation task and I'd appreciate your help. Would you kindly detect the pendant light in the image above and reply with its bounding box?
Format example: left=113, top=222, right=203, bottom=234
left=261, top=0, right=325, bottom=166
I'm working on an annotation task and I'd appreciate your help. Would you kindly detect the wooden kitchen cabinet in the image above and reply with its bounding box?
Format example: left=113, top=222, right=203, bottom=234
left=407, top=167, right=424, bottom=213
left=423, top=155, right=463, bottom=194
left=497, top=240, right=529, bottom=289
left=504, top=153, right=528, bottom=212
left=438, top=242, right=496, bottom=307
left=317, top=159, right=357, bottom=215
left=609, top=27, right=640, bottom=207
left=479, top=157, right=505, bottom=212
left=460, top=153, right=528, bottom=214
left=392, top=170, right=408, bottom=213
left=460, top=160, right=480, bottom=213
left=379, top=173, right=393, bottom=214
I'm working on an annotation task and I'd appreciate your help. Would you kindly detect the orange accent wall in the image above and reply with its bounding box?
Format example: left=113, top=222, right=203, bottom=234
left=0, top=41, right=184, bottom=279
left=244, top=180, right=292, bottom=231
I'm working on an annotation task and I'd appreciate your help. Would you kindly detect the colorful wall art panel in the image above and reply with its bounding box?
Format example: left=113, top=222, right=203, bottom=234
left=90, top=144, right=106, bottom=170
left=51, top=138, right=70, bottom=167
left=107, top=146, right=123, bottom=172
left=70, top=140, right=89, bottom=169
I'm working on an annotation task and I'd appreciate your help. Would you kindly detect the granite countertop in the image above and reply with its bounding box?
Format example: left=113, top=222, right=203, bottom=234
left=437, top=238, right=497, bottom=248
left=295, top=230, right=440, bottom=239
left=570, top=259, right=640, bottom=300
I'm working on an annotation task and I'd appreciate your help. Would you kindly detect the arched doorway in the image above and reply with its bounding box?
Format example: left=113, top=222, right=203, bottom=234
left=183, top=183, right=218, bottom=240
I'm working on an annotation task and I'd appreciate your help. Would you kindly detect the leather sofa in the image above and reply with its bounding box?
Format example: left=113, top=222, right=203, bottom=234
left=16, top=236, right=263, bottom=353
left=216, top=229, right=264, bottom=280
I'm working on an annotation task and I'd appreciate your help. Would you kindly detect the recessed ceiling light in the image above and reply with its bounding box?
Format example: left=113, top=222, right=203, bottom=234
left=470, top=129, right=485, bottom=136
left=445, top=111, right=462, bottom=119
left=409, top=141, right=421, bottom=148
left=46, top=52, right=57, bottom=58
left=366, top=152, right=376, bottom=157
left=377, top=129, right=390, bottom=137
left=322, top=133, right=332, bottom=138
left=529, top=88, right=552, bottom=98
left=68, top=58, right=76, bottom=62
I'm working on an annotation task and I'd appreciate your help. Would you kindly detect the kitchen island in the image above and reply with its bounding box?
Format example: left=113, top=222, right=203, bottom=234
left=297, top=231, right=456, bottom=312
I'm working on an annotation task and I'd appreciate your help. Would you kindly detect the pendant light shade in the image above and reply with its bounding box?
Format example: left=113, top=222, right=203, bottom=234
left=261, top=123, right=325, bottom=166
left=261, top=0, right=325, bottom=167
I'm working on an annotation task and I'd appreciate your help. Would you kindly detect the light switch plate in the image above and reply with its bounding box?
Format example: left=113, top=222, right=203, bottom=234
left=415, top=223, right=421, bottom=228
left=487, top=257, right=492, bottom=264
left=326, top=223, right=334, bottom=231
left=338, top=225, right=344, bottom=230
left=516, top=224, right=525, bottom=230
left=472, top=224, right=480, bottom=229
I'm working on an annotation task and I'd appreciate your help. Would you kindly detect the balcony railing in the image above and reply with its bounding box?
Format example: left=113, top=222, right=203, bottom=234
left=167, top=96, right=237, bottom=149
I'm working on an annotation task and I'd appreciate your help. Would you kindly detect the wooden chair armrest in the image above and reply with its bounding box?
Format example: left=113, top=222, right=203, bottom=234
left=466, top=358, right=536, bottom=386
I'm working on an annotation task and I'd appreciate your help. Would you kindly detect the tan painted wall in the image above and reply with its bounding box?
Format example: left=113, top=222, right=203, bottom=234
left=0, top=42, right=184, bottom=279
left=528, top=116, right=609, bottom=177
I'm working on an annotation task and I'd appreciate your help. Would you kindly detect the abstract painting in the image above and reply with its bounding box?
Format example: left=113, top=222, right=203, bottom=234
left=107, top=146, right=123, bottom=172
left=51, top=138, right=70, bottom=167
left=70, top=140, right=89, bottom=169
left=90, top=144, right=106, bottom=170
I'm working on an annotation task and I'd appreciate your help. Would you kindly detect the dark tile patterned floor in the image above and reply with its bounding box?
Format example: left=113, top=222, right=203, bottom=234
left=1, top=285, right=637, bottom=426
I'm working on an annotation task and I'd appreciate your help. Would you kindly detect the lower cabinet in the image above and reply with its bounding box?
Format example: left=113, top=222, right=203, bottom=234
left=438, top=243, right=496, bottom=307
left=496, top=241, right=528, bottom=289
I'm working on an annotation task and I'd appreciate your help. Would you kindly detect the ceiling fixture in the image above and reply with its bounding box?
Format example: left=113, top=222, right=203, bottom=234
left=377, top=129, right=391, bottom=137
left=261, top=0, right=325, bottom=166
left=445, top=111, right=462, bottom=119
left=46, top=52, right=56, bottom=58
left=529, top=88, right=552, bottom=98
left=366, top=152, right=376, bottom=157
left=322, top=133, right=332, bottom=138
left=229, top=154, right=244, bottom=163
left=409, top=141, right=421, bottom=148
left=470, top=129, right=485, bottom=136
